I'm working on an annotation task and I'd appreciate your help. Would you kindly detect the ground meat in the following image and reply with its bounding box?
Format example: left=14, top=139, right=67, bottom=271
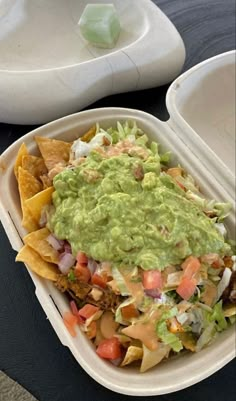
left=55, top=274, right=123, bottom=311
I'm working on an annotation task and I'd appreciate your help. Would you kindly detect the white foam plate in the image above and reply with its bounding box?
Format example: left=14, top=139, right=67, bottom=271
left=0, top=0, right=185, bottom=124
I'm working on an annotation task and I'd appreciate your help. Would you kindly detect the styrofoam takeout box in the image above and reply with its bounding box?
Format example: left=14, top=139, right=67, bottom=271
left=0, top=51, right=235, bottom=395
left=0, top=0, right=185, bottom=124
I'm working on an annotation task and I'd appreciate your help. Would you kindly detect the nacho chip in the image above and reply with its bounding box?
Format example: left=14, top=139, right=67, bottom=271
left=121, top=346, right=143, bottom=367
left=23, top=227, right=59, bottom=264
left=18, top=167, right=42, bottom=202
left=35, top=136, right=71, bottom=171
left=40, top=174, right=52, bottom=189
left=223, top=304, right=236, bottom=317
left=22, top=210, right=39, bottom=233
left=22, top=155, right=47, bottom=178
left=18, top=167, right=42, bottom=232
left=16, top=245, right=59, bottom=281
left=177, top=332, right=196, bottom=352
left=14, top=143, right=28, bottom=179
left=25, top=186, right=54, bottom=223
left=140, top=343, right=170, bottom=373
left=80, top=126, right=96, bottom=143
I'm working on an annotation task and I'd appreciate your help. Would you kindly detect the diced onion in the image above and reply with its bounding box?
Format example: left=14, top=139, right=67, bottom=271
left=58, top=253, right=76, bottom=274
left=64, top=242, right=72, bottom=254
left=87, top=259, right=98, bottom=275
left=216, top=267, right=232, bottom=301
left=47, top=234, right=64, bottom=251
left=145, top=288, right=160, bottom=298
left=176, top=312, right=189, bottom=325
left=110, top=356, right=123, bottom=366
left=39, top=210, right=47, bottom=227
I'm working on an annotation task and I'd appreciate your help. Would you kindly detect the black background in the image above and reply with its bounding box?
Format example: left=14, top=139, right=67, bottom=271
left=0, top=1, right=235, bottom=400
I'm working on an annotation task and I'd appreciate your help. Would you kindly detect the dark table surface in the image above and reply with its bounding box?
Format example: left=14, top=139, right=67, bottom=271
left=0, top=1, right=235, bottom=401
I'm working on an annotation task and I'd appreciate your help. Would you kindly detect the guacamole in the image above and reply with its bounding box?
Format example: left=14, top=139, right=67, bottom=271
left=48, top=144, right=229, bottom=270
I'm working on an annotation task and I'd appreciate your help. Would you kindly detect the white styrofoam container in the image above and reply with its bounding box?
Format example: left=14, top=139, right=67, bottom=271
left=0, top=51, right=235, bottom=396
left=0, top=0, right=185, bottom=125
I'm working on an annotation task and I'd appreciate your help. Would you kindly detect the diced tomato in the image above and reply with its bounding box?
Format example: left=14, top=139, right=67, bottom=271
left=91, top=273, right=107, bottom=288
left=87, top=321, right=97, bottom=340
left=76, top=251, right=88, bottom=265
left=70, top=301, right=84, bottom=324
left=176, top=277, right=197, bottom=300
left=63, top=311, right=78, bottom=337
left=182, top=256, right=201, bottom=280
left=142, top=270, right=163, bottom=290
left=121, top=303, right=139, bottom=320
left=78, top=304, right=99, bottom=320
left=96, top=337, right=122, bottom=360
left=75, top=262, right=91, bottom=283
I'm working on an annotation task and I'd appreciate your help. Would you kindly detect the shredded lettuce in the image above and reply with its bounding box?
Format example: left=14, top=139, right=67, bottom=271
left=196, top=322, right=216, bottom=352
left=209, top=301, right=228, bottom=331
left=194, top=301, right=227, bottom=352
left=156, top=321, right=183, bottom=352
left=111, top=265, right=130, bottom=296
left=156, top=307, right=183, bottom=352
left=160, top=151, right=171, bottom=164
left=137, top=296, right=153, bottom=312
left=102, top=121, right=144, bottom=144
left=185, top=190, right=232, bottom=222
left=150, top=141, right=158, bottom=155
left=135, top=134, right=149, bottom=147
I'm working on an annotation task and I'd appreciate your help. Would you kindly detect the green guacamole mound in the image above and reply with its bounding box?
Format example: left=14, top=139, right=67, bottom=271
left=48, top=150, right=229, bottom=270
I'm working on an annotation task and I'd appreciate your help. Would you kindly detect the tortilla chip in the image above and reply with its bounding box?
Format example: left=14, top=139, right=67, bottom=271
left=23, top=227, right=59, bottom=264
left=140, top=343, right=170, bottom=373
left=80, top=126, right=96, bottom=143
left=177, top=332, right=196, bottom=352
left=22, top=210, right=39, bottom=233
left=223, top=304, right=236, bottom=317
left=40, top=174, right=52, bottom=189
left=18, top=167, right=42, bottom=202
left=121, top=346, right=143, bottom=367
left=18, top=167, right=42, bottom=232
left=25, top=186, right=54, bottom=223
left=35, top=136, right=71, bottom=171
left=16, top=245, right=59, bottom=281
left=22, top=155, right=47, bottom=178
left=14, top=143, right=28, bottom=179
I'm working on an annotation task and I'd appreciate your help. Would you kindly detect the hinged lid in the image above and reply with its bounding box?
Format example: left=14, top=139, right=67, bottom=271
left=166, top=51, right=235, bottom=199
left=0, top=0, right=185, bottom=124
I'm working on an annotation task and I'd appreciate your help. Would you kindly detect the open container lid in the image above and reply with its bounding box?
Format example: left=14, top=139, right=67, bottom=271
left=0, top=0, right=185, bottom=124
left=166, top=50, right=236, bottom=200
